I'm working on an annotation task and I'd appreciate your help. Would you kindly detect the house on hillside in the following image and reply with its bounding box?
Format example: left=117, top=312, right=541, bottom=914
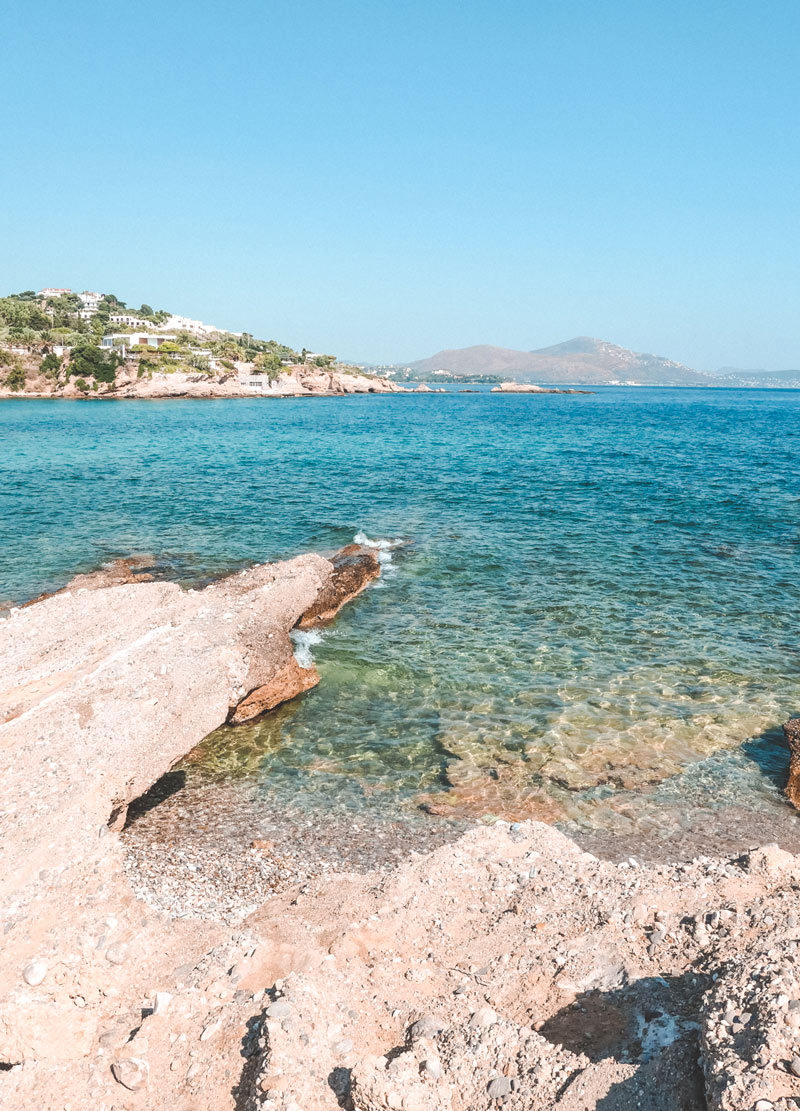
left=156, top=314, right=239, bottom=338
left=101, top=333, right=177, bottom=352
left=38, top=287, right=72, bottom=298
left=78, top=291, right=102, bottom=316
left=109, top=314, right=153, bottom=329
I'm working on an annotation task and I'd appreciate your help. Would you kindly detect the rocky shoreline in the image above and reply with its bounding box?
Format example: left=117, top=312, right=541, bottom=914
left=2, top=553, right=800, bottom=1109
left=0, top=364, right=404, bottom=400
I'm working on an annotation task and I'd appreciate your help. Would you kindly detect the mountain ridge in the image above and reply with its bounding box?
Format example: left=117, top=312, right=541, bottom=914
left=403, top=337, right=716, bottom=385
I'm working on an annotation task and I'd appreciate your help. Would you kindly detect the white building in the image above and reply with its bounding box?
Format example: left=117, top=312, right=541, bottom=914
left=156, top=314, right=235, bottom=337
left=79, top=291, right=103, bottom=313
left=109, top=314, right=153, bottom=329
left=101, top=333, right=177, bottom=351
left=237, top=368, right=281, bottom=390
left=38, top=287, right=72, bottom=298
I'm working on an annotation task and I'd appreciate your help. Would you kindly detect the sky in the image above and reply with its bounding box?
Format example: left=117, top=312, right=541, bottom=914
left=1, top=0, right=799, bottom=370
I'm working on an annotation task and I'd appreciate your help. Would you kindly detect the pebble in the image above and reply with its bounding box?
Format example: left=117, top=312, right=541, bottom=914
left=22, top=960, right=47, bottom=986
left=791, top=1056, right=800, bottom=1078
left=105, top=943, right=128, bottom=965
left=266, top=1000, right=292, bottom=1020
left=488, top=1075, right=513, bottom=1098
left=332, top=1038, right=353, bottom=1055
left=421, top=1058, right=441, bottom=1079
left=754, top=1102, right=774, bottom=1111
left=469, top=1006, right=498, bottom=1029
left=111, top=1057, right=149, bottom=1091
left=200, top=1019, right=222, bottom=1041
left=410, top=1014, right=444, bottom=1040
left=153, top=991, right=173, bottom=1015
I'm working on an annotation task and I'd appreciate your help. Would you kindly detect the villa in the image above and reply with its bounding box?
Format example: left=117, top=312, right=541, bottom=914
left=101, top=333, right=177, bottom=351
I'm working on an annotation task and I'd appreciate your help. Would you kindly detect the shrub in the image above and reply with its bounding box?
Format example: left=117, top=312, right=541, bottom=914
left=70, top=344, right=120, bottom=384
left=254, top=351, right=283, bottom=381
left=5, top=363, right=26, bottom=391
left=74, top=377, right=89, bottom=393
left=40, top=352, right=62, bottom=377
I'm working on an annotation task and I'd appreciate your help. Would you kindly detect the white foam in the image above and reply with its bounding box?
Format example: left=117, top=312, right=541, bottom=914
left=353, top=532, right=405, bottom=568
left=290, top=628, right=324, bottom=669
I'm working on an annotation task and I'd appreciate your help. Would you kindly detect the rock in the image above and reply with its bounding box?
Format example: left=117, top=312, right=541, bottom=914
left=152, top=991, right=173, bottom=1015
left=490, top=382, right=593, bottom=395
left=790, top=1056, right=800, bottom=1078
left=784, top=718, right=800, bottom=809
left=421, top=1058, right=441, bottom=1079
left=409, top=1014, right=444, bottom=1041
left=295, top=544, right=381, bottom=629
left=200, top=1019, right=221, bottom=1041
left=266, top=1000, right=292, bottom=1019
left=488, top=1075, right=513, bottom=1098
left=105, top=943, right=128, bottom=965
left=111, top=1057, right=149, bottom=1091
left=469, top=1006, right=498, bottom=1029
left=22, top=961, right=47, bottom=986
left=229, top=656, right=319, bottom=724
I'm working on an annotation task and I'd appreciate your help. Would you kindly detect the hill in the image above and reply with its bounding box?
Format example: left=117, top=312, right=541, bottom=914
left=714, top=367, right=800, bottom=388
left=405, top=336, right=717, bottom=386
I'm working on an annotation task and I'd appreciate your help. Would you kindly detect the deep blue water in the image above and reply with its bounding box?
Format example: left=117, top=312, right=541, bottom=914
left=3, top=389, right=800, bottom=837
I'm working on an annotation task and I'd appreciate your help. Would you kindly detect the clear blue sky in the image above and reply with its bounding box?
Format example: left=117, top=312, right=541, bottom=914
left=1, top=0, right=798, bottom=369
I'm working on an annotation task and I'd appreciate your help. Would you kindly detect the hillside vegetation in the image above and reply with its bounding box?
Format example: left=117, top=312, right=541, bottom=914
left=0, top=289, right=339, bottom=395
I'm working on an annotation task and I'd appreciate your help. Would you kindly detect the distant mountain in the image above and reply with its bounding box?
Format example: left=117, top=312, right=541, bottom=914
left=404, top=337, right=717, bottom=386
left=714, top=367, right=800, bottom=387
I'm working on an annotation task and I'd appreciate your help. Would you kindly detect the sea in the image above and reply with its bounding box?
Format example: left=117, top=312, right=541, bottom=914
left=3, top=387, right=800, bottom=860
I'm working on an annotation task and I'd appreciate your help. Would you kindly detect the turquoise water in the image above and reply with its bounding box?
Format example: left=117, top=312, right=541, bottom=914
left=3, top=390, right=800, bottom=839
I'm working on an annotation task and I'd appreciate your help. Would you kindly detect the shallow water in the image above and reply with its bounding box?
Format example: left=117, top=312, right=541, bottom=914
left=3, top=388, right=800, bottom=848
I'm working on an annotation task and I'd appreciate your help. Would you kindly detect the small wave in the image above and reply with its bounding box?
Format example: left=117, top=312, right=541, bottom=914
left=291, top=628, right=324, bottom=669
left=353, top=531, right=405, bottom=566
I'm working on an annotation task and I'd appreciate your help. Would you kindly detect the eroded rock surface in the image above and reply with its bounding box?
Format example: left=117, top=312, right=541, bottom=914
left=295, top=543, right=381, bottom=629
left=0, top=547, right=381, bottom=1088
left=785, top=717, right=800, bottom=810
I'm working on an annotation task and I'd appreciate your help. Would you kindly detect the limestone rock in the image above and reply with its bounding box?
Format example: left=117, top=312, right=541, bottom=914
left=295, top=544, right=381, bottom=629
left=784, top=717, right=800, bottom=809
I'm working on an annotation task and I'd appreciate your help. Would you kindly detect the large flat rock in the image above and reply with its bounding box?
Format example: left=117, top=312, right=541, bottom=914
left=0, top=554, right=333, bottom=900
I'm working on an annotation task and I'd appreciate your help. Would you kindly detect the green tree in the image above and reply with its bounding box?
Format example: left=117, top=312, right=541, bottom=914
left=5, top=363, right=26, bottom=390
left=74, top=377, right=89, bottom=393
left=40, top=352, right=62, bottom=377
left=70, top=344, right=120, bottom=384
left=254, top=351, right=283, bottom=381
